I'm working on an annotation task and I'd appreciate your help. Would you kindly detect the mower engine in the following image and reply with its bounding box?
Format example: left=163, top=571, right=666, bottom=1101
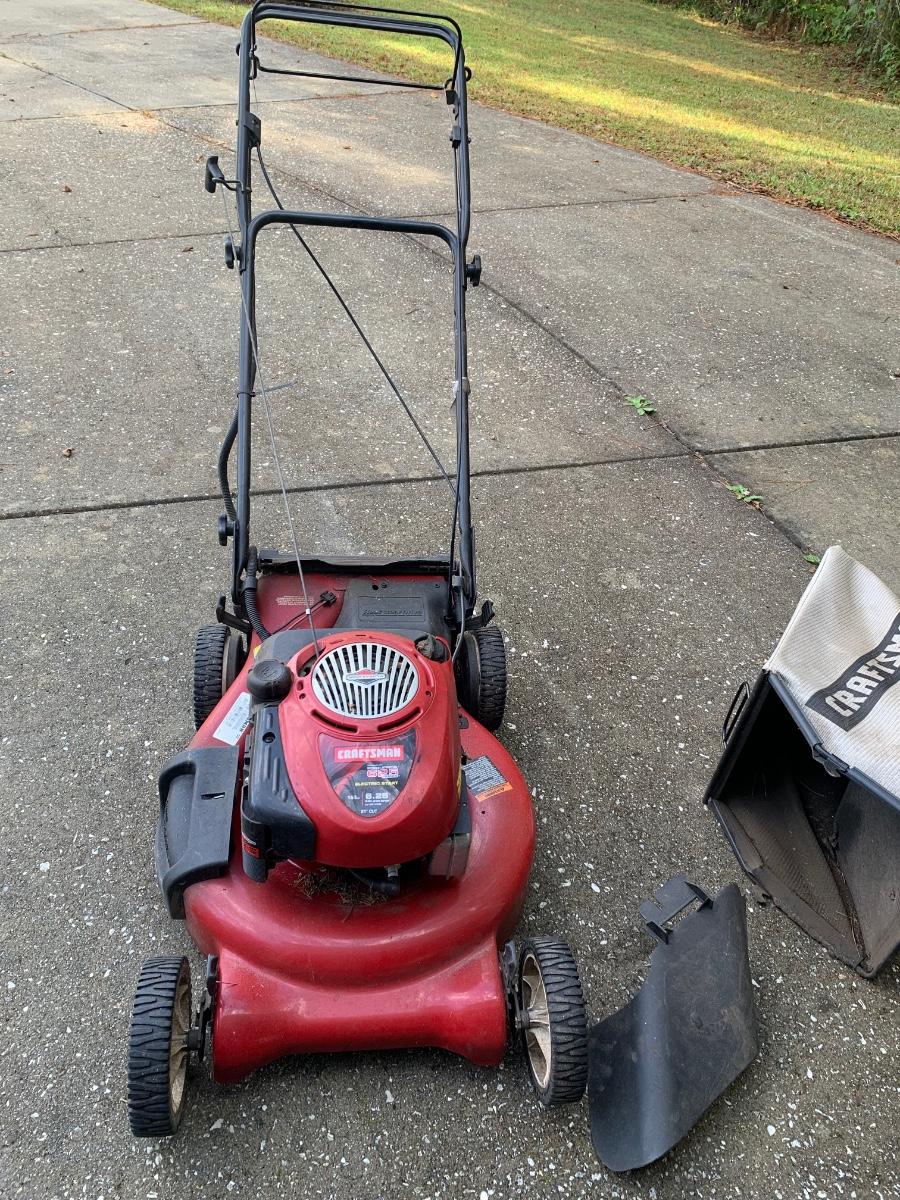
left=240, top=630, right=468, bottom=888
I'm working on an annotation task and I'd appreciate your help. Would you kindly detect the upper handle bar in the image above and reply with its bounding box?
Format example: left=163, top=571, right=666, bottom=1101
left=249, top=1, right=463, bottom=58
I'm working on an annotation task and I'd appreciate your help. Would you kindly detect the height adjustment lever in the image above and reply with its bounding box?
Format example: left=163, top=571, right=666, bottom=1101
left=204, top=155, right=239, bottom=194
left=465, top=599, right=494, bottom=631
left=204, top=155, right=225, bottom=193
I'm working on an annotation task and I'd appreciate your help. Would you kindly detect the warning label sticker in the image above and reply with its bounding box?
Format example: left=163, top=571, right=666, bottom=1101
left=463, top=755, right=512, bottom=801
left=212, top=691, right=252, bottom=746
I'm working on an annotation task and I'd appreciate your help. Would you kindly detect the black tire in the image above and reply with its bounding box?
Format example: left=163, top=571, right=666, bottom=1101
left=456, top=624, right=507, bottom=730
left=517, top=937, right=588, bottom=1107
left=193, top=625, right=246, bottom=729
left=127, top=956, right=192, bottom=1137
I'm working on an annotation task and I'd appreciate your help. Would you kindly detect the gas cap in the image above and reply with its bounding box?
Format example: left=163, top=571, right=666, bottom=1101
left=247, top=659, right=292, bottom=703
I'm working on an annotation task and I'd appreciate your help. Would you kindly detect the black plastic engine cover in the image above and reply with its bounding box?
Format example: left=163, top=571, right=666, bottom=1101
left=240, top=702, right=316, bottom=881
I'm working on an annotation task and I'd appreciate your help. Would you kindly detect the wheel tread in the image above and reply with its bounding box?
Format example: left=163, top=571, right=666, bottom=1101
left=127, top=956, right=191, bottom=1137
left=474, top=624, right=507, bottom=731
left=193, top=625, right=228, bottom=729
left=519, top=936, right=589, bottom=1106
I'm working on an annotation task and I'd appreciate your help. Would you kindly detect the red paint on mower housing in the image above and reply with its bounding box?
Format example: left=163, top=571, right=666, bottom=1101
left=183, top=573, right=535, bottom=1083
left=278, top=630, right=462, bottom=868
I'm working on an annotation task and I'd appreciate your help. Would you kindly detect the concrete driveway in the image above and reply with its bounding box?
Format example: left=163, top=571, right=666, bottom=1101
left=1, top=3, right=898, bottom=1198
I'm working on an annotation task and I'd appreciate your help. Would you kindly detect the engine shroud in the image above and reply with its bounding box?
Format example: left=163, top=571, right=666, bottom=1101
left=278, top=630, right=462, bottom=868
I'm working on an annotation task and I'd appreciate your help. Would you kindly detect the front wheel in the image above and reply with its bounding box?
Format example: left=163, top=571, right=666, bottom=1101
left=127, top=955, right=192, bottom=1136
left=517, top=937, right=589, bottom=1106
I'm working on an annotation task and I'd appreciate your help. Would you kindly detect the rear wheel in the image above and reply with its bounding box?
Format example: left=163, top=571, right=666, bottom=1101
left=193, top=624, right=246, bottom=729
left=517, top=937, right=588, bottom=1106
left=456, top=624, right=507, bottom=730
left=127, top=956, right=192, bottom=1137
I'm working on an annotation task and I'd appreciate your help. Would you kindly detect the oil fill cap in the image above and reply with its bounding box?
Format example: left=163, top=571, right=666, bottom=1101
left=247, top=659, right=292, bottom=703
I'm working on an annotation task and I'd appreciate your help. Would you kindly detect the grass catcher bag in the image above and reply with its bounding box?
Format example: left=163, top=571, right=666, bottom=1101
left=706, top=546, right=900, bottom=976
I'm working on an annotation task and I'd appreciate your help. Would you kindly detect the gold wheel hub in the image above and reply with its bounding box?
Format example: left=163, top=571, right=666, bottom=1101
left=169, top=969, right=191, bottom=1114
left=521, top=952, right=552, bottom=1090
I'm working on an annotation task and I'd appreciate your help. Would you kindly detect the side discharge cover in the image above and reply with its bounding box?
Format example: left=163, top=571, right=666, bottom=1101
left=588, top=876, right=758, bottom=1172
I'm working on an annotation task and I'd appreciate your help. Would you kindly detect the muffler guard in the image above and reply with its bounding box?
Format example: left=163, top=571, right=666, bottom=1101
left=706, top=547, right=900, bottom=977
left=588, top=877, right=758, bottom=1173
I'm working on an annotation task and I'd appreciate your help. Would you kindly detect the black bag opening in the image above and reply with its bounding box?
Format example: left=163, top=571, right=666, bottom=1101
left=706, top=671, right=900, bottom=976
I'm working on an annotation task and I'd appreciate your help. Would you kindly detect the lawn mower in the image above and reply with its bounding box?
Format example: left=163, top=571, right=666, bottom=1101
left=126, top=0, right=590, bottom=1136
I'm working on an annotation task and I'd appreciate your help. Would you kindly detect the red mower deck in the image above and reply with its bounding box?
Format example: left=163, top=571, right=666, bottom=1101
left=186, top=576, right=535, bottom=1083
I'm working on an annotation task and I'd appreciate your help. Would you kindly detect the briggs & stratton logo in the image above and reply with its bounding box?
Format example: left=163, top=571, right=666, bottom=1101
left=343, top=668, right=389, bottom=686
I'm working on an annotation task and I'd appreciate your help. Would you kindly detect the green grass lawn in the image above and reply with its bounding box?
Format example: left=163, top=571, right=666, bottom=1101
left=158, top=0, right=900, bottom=234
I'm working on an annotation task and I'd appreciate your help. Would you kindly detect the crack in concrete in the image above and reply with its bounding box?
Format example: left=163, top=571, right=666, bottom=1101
left=0, top=451, right=692, bottom=522
left=0, top=229, right=228, bottom=255
left=0, top=89, right=413, bottom=125
left=451, top=191, right=717, bottom=217
left=153, top=106, right=714, bottom=220
left=151, top=87, right=414, bottom=113
left=6, top=428, right=897, bottom=526
left=0, top=47, right=133, bottom=111
left=0, top=20, right=202, bottom=45
left=705, top=429, right=900, bottom=455
left=0, top=109, right=141, bottom=124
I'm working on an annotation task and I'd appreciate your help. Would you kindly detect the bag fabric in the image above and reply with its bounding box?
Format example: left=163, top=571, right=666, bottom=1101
left=767, top=546, right=900, bottom=798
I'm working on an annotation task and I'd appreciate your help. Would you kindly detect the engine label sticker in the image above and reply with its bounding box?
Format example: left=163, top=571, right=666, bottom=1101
left=321, top=731, right=416, bottom=818
left=212, top=691, right=252, bottom=746
left=463, top=755, right=512, bottom=801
